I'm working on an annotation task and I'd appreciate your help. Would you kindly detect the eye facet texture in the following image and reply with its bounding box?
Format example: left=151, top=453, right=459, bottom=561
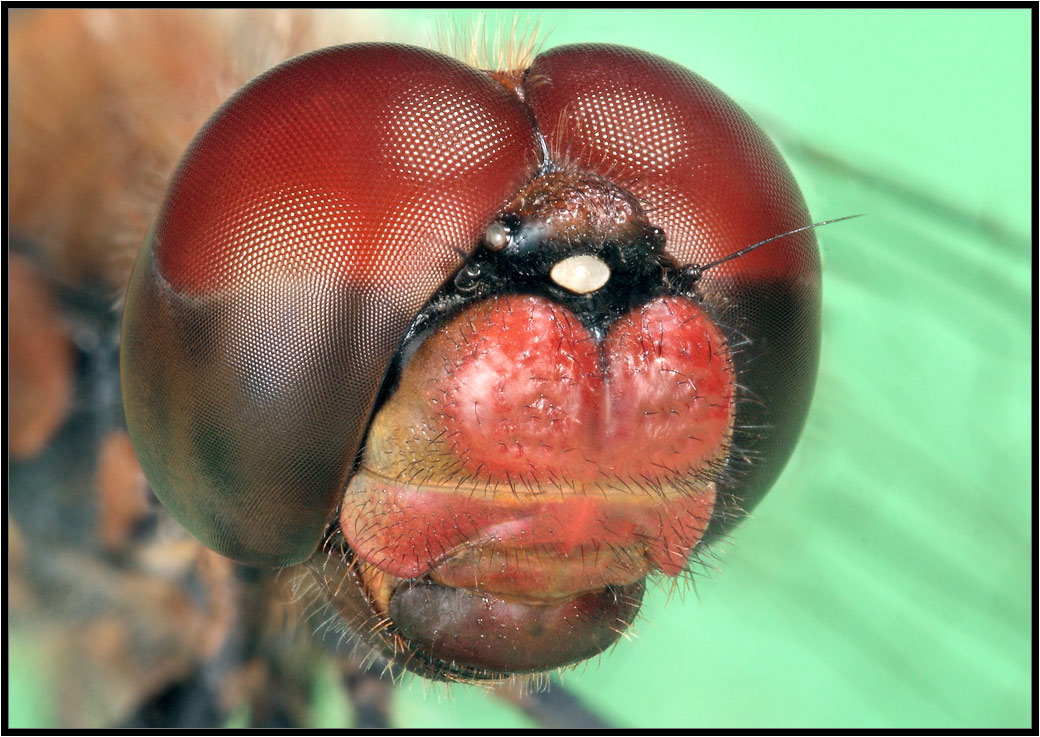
left=121, top=45, right=539, bottom=566
left=527, top=44, right=820, bottom=533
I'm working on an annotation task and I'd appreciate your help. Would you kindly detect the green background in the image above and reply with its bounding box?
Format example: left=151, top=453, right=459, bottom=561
left=9, top=7, right=1032, bottom=730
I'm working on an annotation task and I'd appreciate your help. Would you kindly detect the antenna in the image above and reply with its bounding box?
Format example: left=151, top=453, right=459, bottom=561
left=689, top=214, right=864, bottom=280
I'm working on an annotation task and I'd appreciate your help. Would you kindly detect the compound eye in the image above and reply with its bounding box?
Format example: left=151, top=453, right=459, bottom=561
left=527, top=44, right=822, bottom=533
left=119, top=44, right=540, bottom=567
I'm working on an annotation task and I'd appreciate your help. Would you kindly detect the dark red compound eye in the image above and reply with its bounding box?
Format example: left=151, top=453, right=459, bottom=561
left=121, top=45, right=540, bottom=567
left=121, top=43, right=820, bottom=681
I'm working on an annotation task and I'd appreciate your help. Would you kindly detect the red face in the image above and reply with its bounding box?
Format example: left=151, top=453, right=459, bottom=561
left=120, top=43, right=820, bottom=680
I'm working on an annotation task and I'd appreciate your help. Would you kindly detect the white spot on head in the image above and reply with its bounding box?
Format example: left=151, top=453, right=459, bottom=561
left=550, top=254, right=611, bottom=294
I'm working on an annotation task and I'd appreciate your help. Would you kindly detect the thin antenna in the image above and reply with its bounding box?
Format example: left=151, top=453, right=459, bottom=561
left=694, top=214, right=864, bottom=276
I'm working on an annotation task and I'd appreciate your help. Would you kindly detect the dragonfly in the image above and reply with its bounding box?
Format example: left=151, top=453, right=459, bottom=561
left=8, top=7, right=838, bottom=728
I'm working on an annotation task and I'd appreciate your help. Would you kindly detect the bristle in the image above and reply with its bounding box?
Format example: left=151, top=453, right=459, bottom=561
left=434, top=12, right=545, bottom=72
